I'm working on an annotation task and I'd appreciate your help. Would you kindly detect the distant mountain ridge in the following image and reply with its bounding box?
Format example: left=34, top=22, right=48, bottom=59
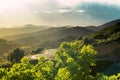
left=1, top=19, right=120, bottom=38
left=0, top=25, right=49, bottom=38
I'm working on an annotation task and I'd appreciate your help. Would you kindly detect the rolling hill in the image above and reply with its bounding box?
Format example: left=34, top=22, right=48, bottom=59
left=4, top=26, right=93, bottom=47
left=0, top=24, right=49, bottom=38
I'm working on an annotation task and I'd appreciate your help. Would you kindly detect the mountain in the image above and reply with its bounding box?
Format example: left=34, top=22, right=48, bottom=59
left=98, top=19, right=120, bottom=29
left=0, top=24, right=49, bottom=38
left=4, top=26, right=93, bottom=47
left=82, top=22, right=120, bottom=58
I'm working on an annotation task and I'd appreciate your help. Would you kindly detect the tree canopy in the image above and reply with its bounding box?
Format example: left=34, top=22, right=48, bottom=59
left=0, top=41, right=120, bottom=80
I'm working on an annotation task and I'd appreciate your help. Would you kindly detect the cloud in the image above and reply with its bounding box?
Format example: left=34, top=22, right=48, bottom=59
left=76, top=10, right=86, bottom=13
left=34, top=2, right=120, bottom=26
left=56, top=9, right=71, bottom=13
left=86, top=0, right=120, bottom=6
left=34, top=9, right=86, bottom=14
left=56, top=9, right=86, bottom=13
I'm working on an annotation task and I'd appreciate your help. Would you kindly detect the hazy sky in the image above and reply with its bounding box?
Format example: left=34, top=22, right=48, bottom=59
left=0, top=0, right=120, bottom=27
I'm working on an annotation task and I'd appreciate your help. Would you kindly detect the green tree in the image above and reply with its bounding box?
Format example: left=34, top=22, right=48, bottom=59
left=34, top=57, right=56, bottom=80
left=55, top=67, right=72, bottom=80
left=7, top=48, right=24, bottom=63
left=55, top=41, right=96, bottom=80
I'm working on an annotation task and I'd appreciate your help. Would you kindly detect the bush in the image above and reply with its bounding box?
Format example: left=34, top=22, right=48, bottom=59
left=31, top=47, right=44, bottom=55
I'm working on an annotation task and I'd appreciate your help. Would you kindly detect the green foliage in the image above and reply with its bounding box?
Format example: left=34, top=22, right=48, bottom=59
left=0, top=41, right=120, bottom=80
left=0, top=68, right=7, bottom=79
left=84, top=22, right=120, bottom=45
left=93, top=24, right=120, bottom=40
left=55, top=41, right=96, bottom=80
left=0, top=41, right=98, bottom=80
left=81, top=22, right=120, bottom=59
left=95, top=73, right=120, bottom=80
left=55, top=67, right=72, bottom=80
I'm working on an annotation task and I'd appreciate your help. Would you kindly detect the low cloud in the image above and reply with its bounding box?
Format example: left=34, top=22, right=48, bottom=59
left=56, top=9, right=71, bottom=13
left=35, top=9, right=86, bottom=14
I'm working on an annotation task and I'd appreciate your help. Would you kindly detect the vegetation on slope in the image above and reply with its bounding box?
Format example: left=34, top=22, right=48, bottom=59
left=82, top=22, right=120, bottom=58
left=99, top=19, right=120, bottom=29
left=0, top=39, right=17, bottom=56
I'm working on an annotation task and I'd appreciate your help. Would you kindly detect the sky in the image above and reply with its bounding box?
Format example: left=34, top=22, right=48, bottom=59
left=0, top=0, right=120, bottom=27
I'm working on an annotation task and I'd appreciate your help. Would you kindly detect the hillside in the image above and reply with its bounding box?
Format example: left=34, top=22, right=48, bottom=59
left=82, top=22, right=120, bottom=58
left=85, top=26, right=99, bottom=31
left=5, top=26, right=93, bottom=47
left=98, top=19, right=120, bottom=29
left=0, top=38, right=17, bottom=56
left=84, top=19, right=120, bottom=31
left=0, top=24, right=49, bottom=38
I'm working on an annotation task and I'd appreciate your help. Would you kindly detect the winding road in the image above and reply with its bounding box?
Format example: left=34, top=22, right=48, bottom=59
left=29, top=49, right=56, bottom=60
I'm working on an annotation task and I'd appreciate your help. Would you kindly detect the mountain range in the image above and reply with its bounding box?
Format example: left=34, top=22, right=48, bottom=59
left=5, top=26, right=93, bottom=46
left=0, top=24, right=49, bottom=38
